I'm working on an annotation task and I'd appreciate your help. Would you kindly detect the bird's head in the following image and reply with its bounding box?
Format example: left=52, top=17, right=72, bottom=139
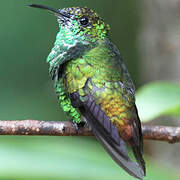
left=29, top=4, right=110, bottom=44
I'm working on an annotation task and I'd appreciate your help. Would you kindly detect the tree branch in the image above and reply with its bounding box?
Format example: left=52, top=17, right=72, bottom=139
left=0, top=120, right=179, bottom=143
left=142, top=125, right=180, bottom=143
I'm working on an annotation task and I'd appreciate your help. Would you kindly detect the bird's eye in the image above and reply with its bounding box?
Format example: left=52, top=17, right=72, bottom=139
left=79, top=16, right=89, bottom=26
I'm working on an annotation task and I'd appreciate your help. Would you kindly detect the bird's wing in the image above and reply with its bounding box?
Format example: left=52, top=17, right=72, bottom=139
left=63, top=39, right=145, bottom=178
left=70, top=90, right=145, bottom=180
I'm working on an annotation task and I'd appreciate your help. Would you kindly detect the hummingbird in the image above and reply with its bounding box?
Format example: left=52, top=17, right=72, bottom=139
left=29, top=4, right=146, bottom=179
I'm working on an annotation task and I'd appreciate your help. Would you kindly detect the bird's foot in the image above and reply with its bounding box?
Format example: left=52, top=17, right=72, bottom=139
left=70, top=119, right=79, bottom=134
left=71, top=117, right=92, bottom=133
left=80, top=116, right=92, bottom=131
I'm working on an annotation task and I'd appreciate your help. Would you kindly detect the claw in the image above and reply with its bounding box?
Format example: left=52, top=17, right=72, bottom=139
left=70, top=119, right=79, bottom=134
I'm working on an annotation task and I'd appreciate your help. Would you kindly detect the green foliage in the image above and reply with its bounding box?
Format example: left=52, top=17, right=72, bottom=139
left=136, top=81, right=180, bottom=122
left=0, top=137, right=180, bottom=180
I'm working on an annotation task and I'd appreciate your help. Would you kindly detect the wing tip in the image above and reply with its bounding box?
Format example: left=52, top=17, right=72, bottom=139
left=116, top=156, right=145, bottom=179
left=132, top=146, right=146, bottom=177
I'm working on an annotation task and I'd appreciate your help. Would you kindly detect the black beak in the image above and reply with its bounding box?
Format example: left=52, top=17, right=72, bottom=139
left=28, top=4, right=71, bottom=18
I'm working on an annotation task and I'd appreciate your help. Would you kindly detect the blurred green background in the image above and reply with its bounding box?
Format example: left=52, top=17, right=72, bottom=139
left=0, top=0, right=180, bottom=180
